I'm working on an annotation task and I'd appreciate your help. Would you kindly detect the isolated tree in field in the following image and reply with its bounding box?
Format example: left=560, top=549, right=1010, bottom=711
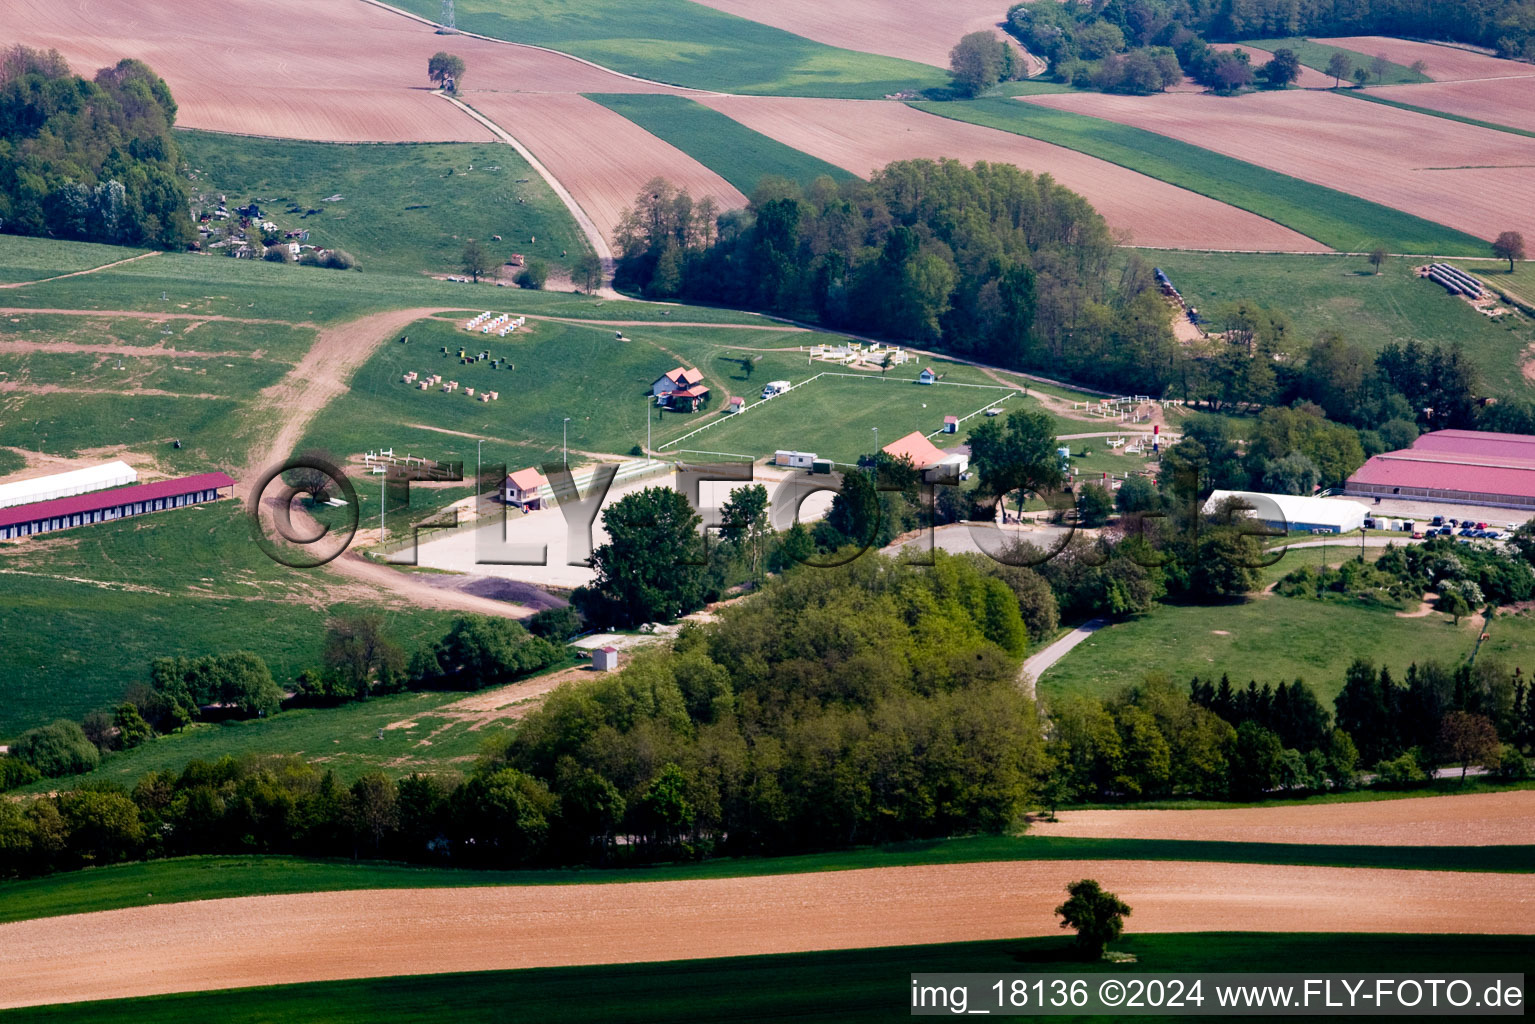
left=1439, top=711, right=1500, bottom=779
left=1055, top=879, right=1131, bottom=960
left=574, top=252, right=604, bottom=293
left=969, top=408, right=1063, bottom=509
left=323, top=614, right=406, bottom=698
left=950, top=31, right=1006, bottom=96
left=582, top=486, right=707, bottom=627
left=428, top=52, right=465, bottom=90
left=1371, top=53, right=1390, bottom=82
left=516, top=258, right=549, bottom=290
left=461, top=237, right=491, bottom=283
left=1326, top=52, right=1352, bottom=87
left=1492, top=230, right=1526, bottom=272
left=1439, top=588, right=1471, bottom=624
left=1256, top=47, right=1301, bottom=88
left=1369, top=248, right=1387, bottom=274
left=1351, top=67, right=1370, bottom=88
left=1409, top=59, right=1429, bottom=78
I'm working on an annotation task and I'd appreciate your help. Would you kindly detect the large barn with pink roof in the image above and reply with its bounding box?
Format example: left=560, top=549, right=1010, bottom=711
left=1344, top=430, right=1535, bottom=510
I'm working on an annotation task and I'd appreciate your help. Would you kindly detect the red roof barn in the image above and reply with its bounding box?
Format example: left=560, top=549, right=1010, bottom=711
left=1345, top=429, right=1535, bottom=510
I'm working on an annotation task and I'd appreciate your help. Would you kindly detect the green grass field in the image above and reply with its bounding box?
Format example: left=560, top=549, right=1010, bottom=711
left=0, top=501, right=465, bottom=739
left=585, top=94, right=858, bottom=194
left=0, top=237, right=151, bottom=284
left=1337, top=90, right=1535, bottom=138
left=0, top=235, right=775, bottom=326
left=1245, top=38, right=1432, bottom=85
left=6, top=934, right=1528, bottom=1022
left=390, top=0, right=946, bottom=97
left=3, top=831, right=1531, bottom=925
left=1039, top=589, right=1535, bottom=705
left=910, top=98, right=1487, bottom=255
left=178, top=133, right=589, bottom=279
left=1143, top=252, right=1535, bottom=395
left=661, top=370, right=1018, bottom=464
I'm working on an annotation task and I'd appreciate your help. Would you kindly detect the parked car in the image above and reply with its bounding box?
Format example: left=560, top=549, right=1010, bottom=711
left=1431, top=515, right=1444, bottom=527
left=1486, top=530, right=1502, bottom=539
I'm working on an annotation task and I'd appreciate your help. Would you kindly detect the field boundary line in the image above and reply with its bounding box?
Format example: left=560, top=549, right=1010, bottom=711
left=924, top=391, right=1014, bottom=440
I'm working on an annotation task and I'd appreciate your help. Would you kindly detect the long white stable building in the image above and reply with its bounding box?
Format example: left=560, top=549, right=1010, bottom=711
left=1203, top=490, right=1368, bottom=533
left=0, top=461, right=137, bottom=509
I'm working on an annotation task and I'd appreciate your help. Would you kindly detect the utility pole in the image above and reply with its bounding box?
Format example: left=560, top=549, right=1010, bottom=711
left=563, top=417, right=571, bottom=467
left=380, top=465, right=386, bottom=542
left=477, top=439, right=484, bottom=496
left=871, top=426, right=878, bottom=475
left=647, top=400, right=652, bottom=456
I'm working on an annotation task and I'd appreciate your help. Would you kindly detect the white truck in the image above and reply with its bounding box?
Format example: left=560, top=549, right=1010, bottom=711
left=761, top=380, right=791, bottom=399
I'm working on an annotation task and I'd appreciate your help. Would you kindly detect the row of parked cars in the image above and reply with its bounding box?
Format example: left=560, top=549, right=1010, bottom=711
left=1427, top=515, right=1509, bottom=540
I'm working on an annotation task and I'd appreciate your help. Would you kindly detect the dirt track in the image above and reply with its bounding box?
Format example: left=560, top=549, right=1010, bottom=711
left=696, top=96, right=1329, bottom=252
left=1040, top=791, right=1535, bottom=847
left=1021, top=89, right=1535, bottom=245
left=2, top=859, right=1530, bottom=1009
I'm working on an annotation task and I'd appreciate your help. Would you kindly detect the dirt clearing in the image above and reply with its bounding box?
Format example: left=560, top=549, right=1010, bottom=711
left=1039, top=791, right=1535, bottom=846
left=3, top=859, right=1530, bottom=1009
left=687, top=0, right=1006, bottom=69
left=465, top=93, right=746, bottom=246
left=1021, top=88, right=1535, bottom=244
left=5, top=0, right=677, bottom=143
left=697, top=97, right=1327, bottom=251
left=1314, top=37, right=1535, bottom=82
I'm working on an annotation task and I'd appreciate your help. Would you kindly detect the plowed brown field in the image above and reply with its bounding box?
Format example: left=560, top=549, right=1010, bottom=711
left=1372, top=77, right=1535, bottom=133
left=5, top=0, right=676, bottom=142
left=697, top=97, right=1328, bottom=251
left=1022, top=89, right=1535, bottom=242
left=1042, top=791, right=1535, bottom=846
left=688, top=0, right=1005, bottom=69
left=465, top=93, right=746, bottom=245
left=1315, top=37, right=1535, bottom=81
left=3, top=859, right=1530, bottom=1009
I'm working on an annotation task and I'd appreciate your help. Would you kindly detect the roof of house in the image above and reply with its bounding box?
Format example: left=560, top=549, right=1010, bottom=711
left=882, top=430, right=947, bottom=470
left=0, top=472, right=234, bottom=530
left=672, top=384, right=709, bottom=398
left=658, top=366, right=704, bottom=386
left=918, top=367, right=936, bottom=378
left=598, top=645, right=619, bottom=654
left=1347, top=429, right=1535, bottom=500
left=943, top=415, right=959, bottom=424
left=0, top=460, right=137, bottom=509
left=507, top=467, right=549, bottom=492
left=1203, top=490, right=1369, bottom=528
left=728, top=395, right=745, bottom=404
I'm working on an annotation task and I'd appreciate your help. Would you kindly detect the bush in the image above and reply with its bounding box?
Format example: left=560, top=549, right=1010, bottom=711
left=0, top=756, right=42, bottom=792
left=321, top=249, right=356, bottom=270
left=11, top=721, right=101, bottom=778
left=1494, top=744, right=1531, bottom=780
left=516, top=258, right=548, bottom=289
left=263, top=244, right=290, bottom=262
left=1374, top=751, right=1429, bottom=787
left=527, top=605, right=582, bottom=642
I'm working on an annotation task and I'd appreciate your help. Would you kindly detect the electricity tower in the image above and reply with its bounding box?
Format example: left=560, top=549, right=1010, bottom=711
left=437, top=0, right=457, bottom=34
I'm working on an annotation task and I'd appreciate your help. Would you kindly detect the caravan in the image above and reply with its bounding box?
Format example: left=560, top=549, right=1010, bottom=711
left=761, top=380, right=791, bottom=399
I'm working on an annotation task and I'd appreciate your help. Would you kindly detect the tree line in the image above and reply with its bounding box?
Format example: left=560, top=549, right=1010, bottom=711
left=0, top=47, right=193, bottom=248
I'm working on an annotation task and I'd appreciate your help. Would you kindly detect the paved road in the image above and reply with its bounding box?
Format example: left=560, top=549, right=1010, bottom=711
left=1021, top=618, right=1109, bottom=692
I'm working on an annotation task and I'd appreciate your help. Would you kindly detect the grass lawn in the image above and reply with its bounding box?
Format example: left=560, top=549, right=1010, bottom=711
left=2, top=833, right=1531, bottom=926
left=1244, top=38, right=1431, bottom=85
left=910, top=98, right=1485, bottom=255
left=389, top=0, right=946, bottom=97
left=1468, top=260, right=1535, bottom=308
left=1337, top=89, right=1535, bottom=138
left=178, top=133, right=589, bottom=279
left=585, top=93, right=858, bottom=194
left=6, top=933, right=1529, bottom=1021
left=1039, top=589, right=1535, bottom=704
left=1142, top=252, right=1535, bottom=395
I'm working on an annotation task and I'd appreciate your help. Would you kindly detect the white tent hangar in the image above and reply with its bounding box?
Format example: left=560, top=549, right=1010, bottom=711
left=0, top=461, right=137, bottom=509
left=1202, top=490, right=1368, bottom=534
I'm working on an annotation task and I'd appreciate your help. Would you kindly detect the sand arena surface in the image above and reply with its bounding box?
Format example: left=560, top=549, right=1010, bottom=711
left=696, top=97, right=1329, bottom=252
left=688, top=0, right=1007, bottom=69
left=3, top=858, right=1532, bottom=1008
left=1042, top=791, right=1535, bottom=846
left=5, top=0, right=678, bottom=142
left=1313, top=37, right=1535, bottom=82
left=463, top=93, right=746, bottom=245
left=1021, top=88, right=1535, bottom=244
